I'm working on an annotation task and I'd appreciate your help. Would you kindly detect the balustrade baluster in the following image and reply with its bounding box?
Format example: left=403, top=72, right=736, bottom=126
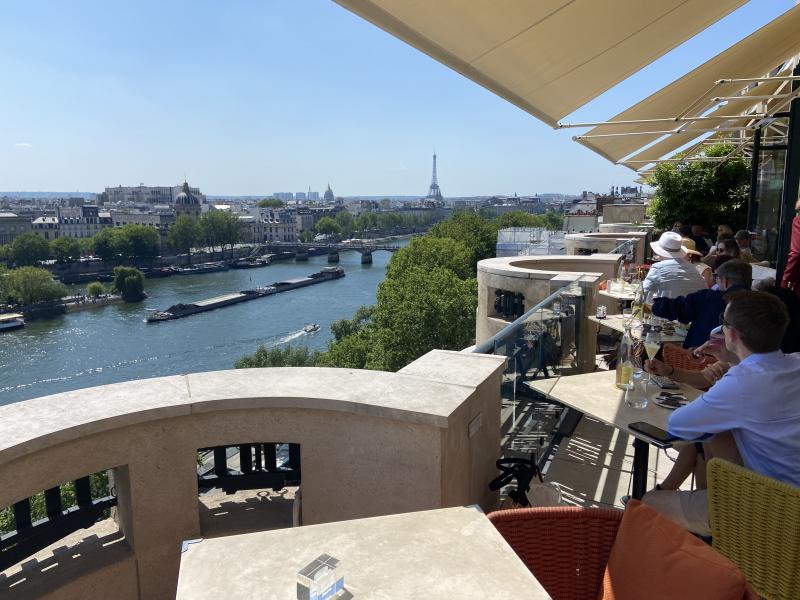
left=44, top=487, right=62, bottom=518
left=214, top=447, right=227, bottom=477
left=264, top=444, right=277, bottom=471
left=288, top=444, right=301, bottom=475
left=253, top=444, right=263, bottom=471
left=12, top=499, right=32, bottom=531
left=240, top=444, right=253, bottom=473
left=75, top=476, right=91, bottom=507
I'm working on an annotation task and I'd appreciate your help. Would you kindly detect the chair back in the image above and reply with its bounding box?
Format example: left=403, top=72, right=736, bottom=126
left=663, top=343, right=716, bottom=372
left=708, top=458, right=800, bottom=600
left=488, top=506, right=621, bottom=599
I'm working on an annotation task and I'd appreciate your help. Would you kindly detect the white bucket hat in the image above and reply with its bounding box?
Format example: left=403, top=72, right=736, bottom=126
left=650, top=231, right=688, bottom=259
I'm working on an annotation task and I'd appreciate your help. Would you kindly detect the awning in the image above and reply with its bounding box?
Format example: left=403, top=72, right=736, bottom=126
left=333, top=0, right=746, bottom=127
left=577, top=5, right=800, bottom=165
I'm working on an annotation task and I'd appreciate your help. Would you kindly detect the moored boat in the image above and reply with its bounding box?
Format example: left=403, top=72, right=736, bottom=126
left=0, top=313, right=25, bottom=331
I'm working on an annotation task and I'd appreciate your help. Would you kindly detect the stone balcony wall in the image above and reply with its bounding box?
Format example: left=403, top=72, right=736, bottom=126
left=601, top=203, right=647, bottom=224
left=0, top=351, right=505, bottom=600
left=564, top=231, right=649, bottom=265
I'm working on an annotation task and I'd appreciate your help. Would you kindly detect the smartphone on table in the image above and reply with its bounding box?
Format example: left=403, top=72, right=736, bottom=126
left=628, top=421, right=681, bottom=448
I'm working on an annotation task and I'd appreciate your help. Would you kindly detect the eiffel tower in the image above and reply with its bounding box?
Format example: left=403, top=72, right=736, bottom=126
left=425, top=152, right=444, bottom=203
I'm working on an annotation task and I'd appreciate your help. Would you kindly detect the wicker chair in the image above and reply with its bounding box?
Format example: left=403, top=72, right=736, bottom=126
left=708, top=458, right=800, bottom=600
left=663, top=342, right=716, bottom=372
left=488, top=506, right=622, bottom=599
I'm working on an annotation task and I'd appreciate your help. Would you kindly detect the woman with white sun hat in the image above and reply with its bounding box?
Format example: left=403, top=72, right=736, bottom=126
left=642, top=231, right=707, bottom=302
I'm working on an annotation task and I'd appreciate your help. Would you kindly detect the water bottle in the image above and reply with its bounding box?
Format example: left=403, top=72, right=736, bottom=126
left=615, top=325, right=634, bottom=390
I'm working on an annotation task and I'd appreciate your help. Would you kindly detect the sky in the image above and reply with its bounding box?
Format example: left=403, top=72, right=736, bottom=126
left=0, top=1, right=795, bottom=197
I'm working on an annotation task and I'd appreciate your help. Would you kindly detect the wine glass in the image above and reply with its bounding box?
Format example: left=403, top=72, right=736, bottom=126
left=644, top=327, right=662, bottom=384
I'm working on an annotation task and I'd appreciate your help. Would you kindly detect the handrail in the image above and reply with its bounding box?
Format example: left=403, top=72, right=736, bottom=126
left=610, top=238, right=636, bottom=255
left=472, top=275, right=588, bottom=355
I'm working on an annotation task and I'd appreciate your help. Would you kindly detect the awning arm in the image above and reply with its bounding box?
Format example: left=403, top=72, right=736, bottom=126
left=574, top=125, right=755, bottom=140
left=556, top=114, right=766, bottom=128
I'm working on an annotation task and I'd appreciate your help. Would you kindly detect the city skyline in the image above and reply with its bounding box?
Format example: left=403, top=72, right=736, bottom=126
left=1, top=1, right=794, bottom=197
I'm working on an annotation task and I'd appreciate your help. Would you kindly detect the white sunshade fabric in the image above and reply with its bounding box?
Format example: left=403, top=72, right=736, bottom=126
left=578, top=5, right=800, bottom=167
left=333, top=0, right=746, bottom=127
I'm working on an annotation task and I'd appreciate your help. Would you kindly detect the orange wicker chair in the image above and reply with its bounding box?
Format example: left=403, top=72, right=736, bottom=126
left=663, top=342, right=716, bottom=372
left=488, top=506, right=622, bottom=599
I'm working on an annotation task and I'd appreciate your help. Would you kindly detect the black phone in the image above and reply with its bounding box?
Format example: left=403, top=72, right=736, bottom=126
left=628, top=421, right=680, bottom=448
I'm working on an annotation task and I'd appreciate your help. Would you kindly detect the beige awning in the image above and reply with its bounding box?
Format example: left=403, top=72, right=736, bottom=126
left=618, top=77, right=789, bottom=170
left=578, top=5, right=800, bottom=165
left=333, top=0, right=745, bottom=127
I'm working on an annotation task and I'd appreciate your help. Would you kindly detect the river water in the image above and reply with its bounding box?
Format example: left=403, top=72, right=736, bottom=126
left=0, top=244, right=404, bottom=405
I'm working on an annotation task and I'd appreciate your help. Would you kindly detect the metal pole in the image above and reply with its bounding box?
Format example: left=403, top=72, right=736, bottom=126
left=776, top=66, right=800, bottom=278
left=747, top=127, right=763, bottom=232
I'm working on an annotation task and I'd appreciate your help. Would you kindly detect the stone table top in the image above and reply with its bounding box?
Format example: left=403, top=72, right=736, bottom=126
left=176, top=506, right=551, bottom=599
left=526, top=369, right=702, bottom=438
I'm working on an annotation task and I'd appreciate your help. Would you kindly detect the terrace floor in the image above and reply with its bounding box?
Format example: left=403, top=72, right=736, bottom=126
left=500, top=366, right=695, bottom=510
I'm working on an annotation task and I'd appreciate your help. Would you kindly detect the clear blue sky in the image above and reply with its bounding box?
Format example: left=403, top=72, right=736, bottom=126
left=0, top=1, right=794, bottom=197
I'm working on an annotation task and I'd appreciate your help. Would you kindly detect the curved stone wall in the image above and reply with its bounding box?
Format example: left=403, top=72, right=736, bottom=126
left=0, top=351, right=506, bottom=599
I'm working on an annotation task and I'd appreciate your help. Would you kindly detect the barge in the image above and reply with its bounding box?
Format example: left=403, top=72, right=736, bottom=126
left=145, top=266, right=344, bottom=322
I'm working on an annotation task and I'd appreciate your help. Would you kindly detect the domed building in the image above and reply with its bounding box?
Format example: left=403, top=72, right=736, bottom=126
left=173, top=181, right=202, bottom=219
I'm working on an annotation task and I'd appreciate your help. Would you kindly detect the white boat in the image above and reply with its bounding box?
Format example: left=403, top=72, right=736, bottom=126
left=303, top=323, right=320, bottom=334
left=0, top=313, right=25, bottom=332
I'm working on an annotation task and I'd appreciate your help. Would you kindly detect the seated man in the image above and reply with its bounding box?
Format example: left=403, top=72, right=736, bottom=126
left=651, top=260, right=751, bottom=349
left=643, top=290, right=800, bottom=536
left=643, top=231, right=707, bottom=302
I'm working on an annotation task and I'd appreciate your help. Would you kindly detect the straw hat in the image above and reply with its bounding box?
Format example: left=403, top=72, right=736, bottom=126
left=681, top=237, right=702, bottom=256
left=650, top=231, right=688, bottom=259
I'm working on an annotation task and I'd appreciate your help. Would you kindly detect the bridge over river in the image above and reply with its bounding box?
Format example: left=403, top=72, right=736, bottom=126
left=261, top=241, right=402, bottom=264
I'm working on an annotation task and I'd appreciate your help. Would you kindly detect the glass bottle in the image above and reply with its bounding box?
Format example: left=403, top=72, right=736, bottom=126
left=615, top=325, right=635, bottom=390
left=631, top=278, right=646, bottom=320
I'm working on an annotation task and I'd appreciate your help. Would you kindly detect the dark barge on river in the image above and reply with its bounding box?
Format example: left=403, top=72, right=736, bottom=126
left=145, top=266, right=345, bottom=323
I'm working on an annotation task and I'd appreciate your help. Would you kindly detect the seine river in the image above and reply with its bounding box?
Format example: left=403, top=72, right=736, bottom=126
left=0, top=243, right=405, bottom=405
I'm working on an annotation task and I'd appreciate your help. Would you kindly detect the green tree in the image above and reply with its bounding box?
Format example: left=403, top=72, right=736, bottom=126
left=257, top=198, right=284, bottom=208
left=369, top=266, right=478, bottom=371
left=299, top=230, right=315, bottom=243
left=112, top=266, right=146, bottom=302
left=87, top=281, right=105, bottom=298
left=492, top=211, right=547, bottom=229
left=168, top=215, right=200, bottom=265
left=90, top=228, right=119, bottom=263
left=118, top=224, right=160, bottom=264
left=542, top=210, right=564, bottom=231
left=647, top=144, right=751, bottom=231
left=51, top=236, right=82, bottom=264
left=315, top=216, right=341, bottom=237
left=386, top=236, right=473, bottom=280
left=235, top=345, right=321, bottom=368
left=335, top=211, right=355, bottom=237
left=0, top=244, right=12, bottom=263
left=429, top=211, right=497, bottom=273
left=5, top=267, right=68, bottom=305
left=11, top=233, right=50, bottom=266
left=199, top=210, right=241, bottom=257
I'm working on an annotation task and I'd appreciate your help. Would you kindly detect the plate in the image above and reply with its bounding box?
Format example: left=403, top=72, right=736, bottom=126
left=655, top=396, right=688, bottom=410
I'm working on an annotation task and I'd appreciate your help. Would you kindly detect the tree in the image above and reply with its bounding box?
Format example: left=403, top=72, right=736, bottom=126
left=386, top=236, right=473, bottom=281
left=168, top=215, right=199, bottom=265
left=11, top=233, right=50, bottom=266
left=87, top=281, right=105, bottom=298
left=315, top=217, right=341, bottom=237
left=199, top=210, right=241, bottom=257
left=257, top=198, right=284, bottom=208
left=492, top=211, right=547, bottom=230
left=647, top=144, right=751, bottom=232
left=299, top=230, right=315, bottom=243
left=369, top=266, right=478, bottom=371
left=0, top=244, right=12, bottom=263
left=235, top=345, right=321, bottom=368
left=4, top=267, right=67, bottom=305
left=112, top=266, right=146, bottom=302
left=51, top=236, right=82, bottom=264
left=90, top=228, right=119, bottom=263
left=429, top=211, right=497, bottom=273
left=542, top=210, right=564, bottom=231
left=335, top=211, right=355, bottom=237
left=119, top=224, right=160, bottom=264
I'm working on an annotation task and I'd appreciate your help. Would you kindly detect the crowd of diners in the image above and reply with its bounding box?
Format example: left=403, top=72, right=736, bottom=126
left=619, top=204, right=800, bottom=536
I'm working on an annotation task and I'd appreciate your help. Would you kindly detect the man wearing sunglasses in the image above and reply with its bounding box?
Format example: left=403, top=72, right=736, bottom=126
left=643, top=290, right=800, bottom=536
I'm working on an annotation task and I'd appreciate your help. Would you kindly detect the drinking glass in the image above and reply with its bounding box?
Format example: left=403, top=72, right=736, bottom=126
left=643, top=328, right=662, bottom=383
left=626, top=369, right=648, bottom=409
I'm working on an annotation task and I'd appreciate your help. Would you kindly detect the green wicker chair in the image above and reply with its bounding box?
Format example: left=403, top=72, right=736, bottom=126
left=708, top=458, right=800, bottom=600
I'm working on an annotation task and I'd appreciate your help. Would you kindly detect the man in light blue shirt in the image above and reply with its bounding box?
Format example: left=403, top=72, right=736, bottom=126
left=643, top=231, right=706, bottom=302
left=644, top=290, right=800, bottom=535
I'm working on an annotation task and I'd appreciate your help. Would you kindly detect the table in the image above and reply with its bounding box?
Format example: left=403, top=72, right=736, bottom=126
left=587, top=314, right=687, bottom=344
left=176, top=506, right=551, bottom=599
left=527, top=370, right=701, bottom=500
left=598, top=288, right=636, bottom=302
